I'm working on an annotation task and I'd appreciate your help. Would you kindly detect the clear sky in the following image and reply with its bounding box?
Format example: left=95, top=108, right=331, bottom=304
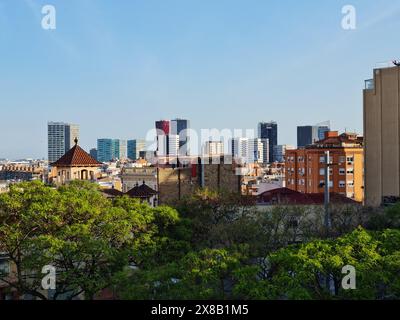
left=1, top=0, right=400, bottom=159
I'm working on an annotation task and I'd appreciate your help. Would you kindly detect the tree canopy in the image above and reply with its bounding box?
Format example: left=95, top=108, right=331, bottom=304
left=0, top=180, right=179, bottom=300
left=1, top=182, right=399, bottom=300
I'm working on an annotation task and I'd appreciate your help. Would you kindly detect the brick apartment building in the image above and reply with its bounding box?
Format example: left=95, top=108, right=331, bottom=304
left=285, top=131, right=364, bottom=203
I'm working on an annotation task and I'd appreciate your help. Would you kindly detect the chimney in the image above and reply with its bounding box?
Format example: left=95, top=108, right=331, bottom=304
left=324, top=131, right=339, bottom=139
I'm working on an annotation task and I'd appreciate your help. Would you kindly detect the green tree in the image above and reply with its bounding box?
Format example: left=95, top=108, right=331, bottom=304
left=0, top=181, right=180, bottom=300
left=234, top=227, right=400, bottom=300
left=117, top=247, right=248, bottom=300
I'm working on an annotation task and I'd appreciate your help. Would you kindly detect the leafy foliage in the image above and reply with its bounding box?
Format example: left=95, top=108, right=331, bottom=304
left=0, top=181, right=179, bottom=300
left=1, top=182, right=399, bottom=300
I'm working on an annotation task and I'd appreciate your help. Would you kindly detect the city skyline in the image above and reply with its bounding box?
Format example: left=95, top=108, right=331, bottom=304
left=2, top=0, right=400, bottom=159
left=0, top=117, right=368, bottom=161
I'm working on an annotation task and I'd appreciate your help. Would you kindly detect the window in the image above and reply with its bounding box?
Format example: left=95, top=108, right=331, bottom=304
left=339, top=156, right=346, bottom=163
left=347, top=168, right=354, bottom=175
left=347, top=181, right=354, bottom=187
left=339, top=168, right=346, bottom=175
left=0, top=259, right=10, bottom=276
left=339, top=181, right=346, bottom=188
left=347, top=156, right=354, bottom=163
left=319, top=156, right=325, bottom=163
left=319, top=168, right=325, bottom=176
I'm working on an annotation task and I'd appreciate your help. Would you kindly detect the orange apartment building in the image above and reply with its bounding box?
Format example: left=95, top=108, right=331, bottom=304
left=285, top=131, right=364, bottom=203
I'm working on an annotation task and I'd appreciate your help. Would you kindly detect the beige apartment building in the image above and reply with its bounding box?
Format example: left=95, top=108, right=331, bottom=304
left=364, top=64, right=400, bottom=207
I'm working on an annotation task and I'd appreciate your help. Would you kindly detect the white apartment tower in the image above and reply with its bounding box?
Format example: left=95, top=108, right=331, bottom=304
left=203, top=141, right=224, bottom=156
left=168, top=135, right=180, bottom=157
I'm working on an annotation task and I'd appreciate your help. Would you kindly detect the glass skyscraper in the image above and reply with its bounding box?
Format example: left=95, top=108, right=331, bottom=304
left=258, top=121, right=278, bottom=163
left=97, top=139, right=127, bottom=162
left=127, top=139, right=146, bottom=160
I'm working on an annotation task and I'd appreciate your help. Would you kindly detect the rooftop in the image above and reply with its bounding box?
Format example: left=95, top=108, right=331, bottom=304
left=307, top=131, right=363, bottom=149
left=125, top=182, right=158, bottom=198
left=258, top=188, right=360, bottom=206
left=51, top=139, right=103, bottom=167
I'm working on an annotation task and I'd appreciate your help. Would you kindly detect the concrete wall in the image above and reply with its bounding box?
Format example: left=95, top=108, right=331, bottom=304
left=364, top=67, right=400, bottom=206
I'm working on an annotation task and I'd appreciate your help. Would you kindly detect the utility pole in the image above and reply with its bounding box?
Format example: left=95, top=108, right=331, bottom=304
left=324, top=150, right=332, bottom=234
left=324, top=150, right=333, bottom=293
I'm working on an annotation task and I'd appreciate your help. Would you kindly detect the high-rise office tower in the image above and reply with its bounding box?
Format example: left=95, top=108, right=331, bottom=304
left=127, top=139, right=146, bottom=160
left=297, top=126, right=319, bottom=148
left=97, top=139, right=127, bottom=162
left=90, top=148, right=98, bottom=161
left=97, top=139, right=114, bottom=163
left=317, top=126, right=330, bottom=141
left=155, top=120, right=170, bottom=135
left=155, top=120, right=170, bottom=156
left=65, top=124, right=80, bottom=151
left=48, top=122, right=80, bottom=163
left=118, top=140, right=127, bottom=160
left=258, top=121, right=278, bottom=163
left=171, top=119, right=190, bottom=156
left=297, top=124, right=331, bottom=148
left=260, top=139, right=269, bottom=164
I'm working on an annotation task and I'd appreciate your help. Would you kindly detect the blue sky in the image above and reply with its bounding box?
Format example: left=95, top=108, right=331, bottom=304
left=1, top=0, right=400, bottom=159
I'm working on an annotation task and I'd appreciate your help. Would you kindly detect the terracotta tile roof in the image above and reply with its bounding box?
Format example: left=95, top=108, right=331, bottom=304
left=51, top=143, right=103, bottom=167
left=311, top=132, right=363, bottom=148
left=258, top=188, right=360, bottom=205
left=126, top=182, right=157, bottom=198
